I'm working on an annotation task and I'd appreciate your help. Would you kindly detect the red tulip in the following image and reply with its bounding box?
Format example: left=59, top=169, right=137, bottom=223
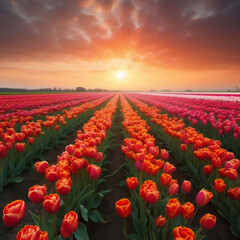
left=173, top=226, right=195, bottom=240
left=87, top=164, right=101, bottom=179
left=115, top=198, right=131, bottom=218
left=126, top=177, right=139, bottom=191
left=45, top=165, right=58, bottom=182
left=16, top=225, right=40, bottom=240
left=145, top=188, right=160, bottom=204
left=155, top=215, right=166, bottom=228
left=56, top=178, right=72, bottom=195
left=61, top=211, right=79, bottom=237
left=225, top=168, right=238, bottom=181
left=28, top=185, right=47, bottom=203
left=200, top=213, right=216, bottom=230
left=218, top=168, right=226, bottom=178
left=166, top=198, right=181, bottom=219
left=34, top=161, right=49, bottom=175
left=3, top=200, right=26, bottom=227
left=214, top=179, right=226, bottom=193
left=168, top=183, right=179, bottom=197
left=28, top=137, right=34, bottom=145
left=96, top=152, right=103, bottom=162
left=181, top=180, right=192, bottom=194
left=180, top=144, right=187, bottom=151
left=160, top=149, right=169, bottom=160
left=203, top=165, right=213, bottom=175
left=196, top=189, right=213, bottom=207
left=163, top=162, right=176, bottom=174
left=15, top=143, right=25, bottom=153
left=43, top=194, right=60, bottom=214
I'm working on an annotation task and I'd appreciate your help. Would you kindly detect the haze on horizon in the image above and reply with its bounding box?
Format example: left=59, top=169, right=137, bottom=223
left=0, top=0, right=240, bottom=91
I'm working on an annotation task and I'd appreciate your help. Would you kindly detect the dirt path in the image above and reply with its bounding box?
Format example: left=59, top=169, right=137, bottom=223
left=87, top=102, right=133, bottom=240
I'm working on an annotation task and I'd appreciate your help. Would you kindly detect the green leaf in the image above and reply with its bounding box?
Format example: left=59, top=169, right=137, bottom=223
left=5, top=177, right=24, bottom=185
left=79, top=190, right=94, bottom=205
left=131, top=212, right=143, bottom=236
left=92, top=193, right=104, bottom=208
left=74, top=222, right=89, bottom=240
left=99, top=189, right=111, bottom=195
left=80, top=205, right=88, bottom=222
left=88, top=209, right=106, bottom=223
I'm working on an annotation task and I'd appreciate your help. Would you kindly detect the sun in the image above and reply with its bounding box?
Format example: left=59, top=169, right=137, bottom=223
left=115, top=70, right=126, bottom=80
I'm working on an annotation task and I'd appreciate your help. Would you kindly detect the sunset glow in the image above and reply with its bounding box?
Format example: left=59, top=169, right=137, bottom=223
left=0, top=0, right=239, bottom=91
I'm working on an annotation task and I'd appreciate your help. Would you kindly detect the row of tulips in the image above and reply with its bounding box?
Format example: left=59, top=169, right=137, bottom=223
left=131, top=93, right=240, bottom=157
left=115, top=94, right=217, bottom=240
left=0, top=94, right=113, bottom=191
left=126, top=93, right=240, bottom=238
left=0, top=92, right=103, bottom=115
left=2, top=94, right=119, bottom=239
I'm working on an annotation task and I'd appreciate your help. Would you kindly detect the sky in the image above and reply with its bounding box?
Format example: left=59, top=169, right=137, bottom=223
left=0, top=0, right=240, bottom=91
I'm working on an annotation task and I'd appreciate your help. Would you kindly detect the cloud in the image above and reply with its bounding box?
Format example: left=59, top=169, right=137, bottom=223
left=0, top=0, right=239, bottom=71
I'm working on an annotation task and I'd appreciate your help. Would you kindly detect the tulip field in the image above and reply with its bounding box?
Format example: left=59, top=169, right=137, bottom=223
left=0, top=92, right=239, bottom=240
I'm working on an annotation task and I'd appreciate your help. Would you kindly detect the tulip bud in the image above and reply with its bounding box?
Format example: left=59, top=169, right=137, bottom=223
left=35, top=161, right=49, bottom=175
left=181, top=180, right=191, bottom=194
left=43, top=194, right=60, bottom=214
left=16, top=225, right=40, bottom=240
left=155, top=215, right=166, bottom=228
left=200, top=213, right=216, bottom=230
left=28, top=185, right=47, bottom=203
left=126, top=177, right=138, bottom=191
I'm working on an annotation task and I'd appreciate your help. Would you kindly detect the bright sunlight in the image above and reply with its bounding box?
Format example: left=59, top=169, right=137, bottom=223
left=115, top=70, right=126, bottom=80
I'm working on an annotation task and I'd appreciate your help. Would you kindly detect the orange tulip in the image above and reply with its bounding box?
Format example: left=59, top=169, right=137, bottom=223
left=115, top=198, right=131, bottom=218
left=160, top=173, right=172, bottom=187
left=214, top=179, right=226, bottom=193
left=181, top=202, right=195, bottom=220
left=155, top=215, right=166, bottom=228
left=39, top=231, right=48, bottom=240
left=56, top=178, right=72, bottom=195
left=173, top=226, right=195, bottom=240
left=126, top=177, right=139, bottom=191
left=28, top=184, right=47, bottom=203
left=16, top=225, right=40, bottom=240
left=43, top=194, right=60, bottom=214
left=166, top=198, right=181, bottom=219
left=3, top=200, right=26, bottom=227
left=60, top=211, right=79, bottom=237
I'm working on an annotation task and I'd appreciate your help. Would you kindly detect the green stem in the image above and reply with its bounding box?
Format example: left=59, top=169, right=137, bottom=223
left=64, top=195, right=68, bottom=214
left=163, top=219, right=170, bottom=240
left=148, top=205, right=153, bottom=240
left=188, top=205, right=199, bottom=227
left=124, top=217, right=128, bottom=240
left=39, top=203, right=43, bottom=230
left=52, top=214, right=57, bottom=240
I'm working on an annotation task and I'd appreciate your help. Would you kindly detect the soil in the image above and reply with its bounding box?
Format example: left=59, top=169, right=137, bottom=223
left=0, top=100, right=238, bottom=240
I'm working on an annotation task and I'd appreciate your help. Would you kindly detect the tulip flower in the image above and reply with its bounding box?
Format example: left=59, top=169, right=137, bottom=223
left=168, top=183, right=179, bottom=197
left=39, top=231, right=48, bottom=240
left=34, top=161, right=49, bottom=175
left=87, top=164, right=101, bottom=179
left=225, top=168, right=238, bottom=181
left=126, top=177, right=139, bottom=191
left=163, top=162, right=176, bottom=174
left=96, top=152, right=103, bottom=162
left=56, top=178, right=72, bottom=195
left=15, top=142, right=25, bottom=153
left=28, top=184, right=47, bottom=203
left=60, top=211, right=79, bottom=238
left=196, top=189, right=213, bottom=207
left=155, top=215, right=166, bottom=228
left=214, top=179, right=226, bottom=193
left=160, top=173, right=172, bottom=187
left=45, top=165, right=58, bottom=182
left=180, top=144, right=187, bottom=151
left=43, top=194, right=60, bottom=214
left=3, top=200, right=26, bottom=227
left=166, top=198, right=181, bottom=219
left=16, top=225, right=40, bottom=240
left=181, top=180, right=192, bottom=194
left=115, top=198, right=131, bottom=218
left=200, top=213, right=216, bottom=230
left=181, top=202, right=195, bottom=220
left=203, top=165, right=213, bottom=175
left=161, top=149, right=169, bottom=160
left=173, top=226, right=195, bottom=240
